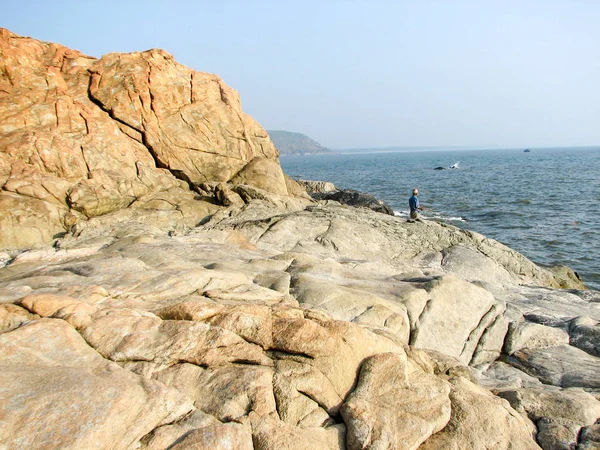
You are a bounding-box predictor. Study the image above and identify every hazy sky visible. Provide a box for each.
[4,0,600,149]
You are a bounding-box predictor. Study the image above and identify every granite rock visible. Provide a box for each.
[0,28,287,249]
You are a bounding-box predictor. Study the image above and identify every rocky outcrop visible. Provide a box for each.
[312,188,395,215]
[298,180,395,215]
[297,179,337,194]
[0,28,291,250]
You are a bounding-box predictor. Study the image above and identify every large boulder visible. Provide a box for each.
[0,28,285,249]
[229,157,289,196]
[88,48,279,185]
[419,377,540,450]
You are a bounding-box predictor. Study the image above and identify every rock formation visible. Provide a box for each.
[0,28,288,250]
[1,29,599,450]
[302,182,396,216]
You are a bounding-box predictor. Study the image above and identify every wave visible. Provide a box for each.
[394,210,468,222]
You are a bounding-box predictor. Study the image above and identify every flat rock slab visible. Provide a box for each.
[411,275,504,365]
[503,321,570,355]
[504,285,600,325]
[341,352,451,450]
[498,387,600,425]
[0,319,193,450]
[419,377,541,450]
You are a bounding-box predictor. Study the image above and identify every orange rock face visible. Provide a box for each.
[0,28,282,249]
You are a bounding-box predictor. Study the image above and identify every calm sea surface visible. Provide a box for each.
[281,147,600,291]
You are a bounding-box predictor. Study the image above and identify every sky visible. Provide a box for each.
[3,0,600,149]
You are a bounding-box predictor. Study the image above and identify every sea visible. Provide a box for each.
[281,147,600,291]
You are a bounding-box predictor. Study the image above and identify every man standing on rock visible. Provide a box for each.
[409,188,424,221]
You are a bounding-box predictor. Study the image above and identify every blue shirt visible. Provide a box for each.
[409,195,419,211]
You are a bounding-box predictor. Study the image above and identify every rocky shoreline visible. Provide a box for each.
[1,29,599,449]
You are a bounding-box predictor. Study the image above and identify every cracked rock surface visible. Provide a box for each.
[1,198,598,449]
[0,28,288,249]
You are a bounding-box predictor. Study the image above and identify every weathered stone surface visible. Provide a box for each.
[271,314,405,407]
[284,175,312,199]
[498,387,600,425]
[504,321,570,355]
[0,28,289,249]
[214,182,245,206]
[74,308,272,367]
[499,388,600,450]
[153,362,276,421]
[141,410,222,450]
[311,188,395,215]
[18,293,82,317]
[0,303,38,332]
[0,192,69,249]
[249,412,345,450]
[476,361,544,391]
[506,285,599,325]
[569,315,600,357]
[419,377,541,450]
[229,157,289,196]
[298,179,337,194]
[0,319,193,449]
[411,275,505,365]
[167,423,254,450]
[273,358,340,426]
[535,417,580,450]
[290,272,411,343]
[579,423,600,450]
[508,344,600,389]
[89,49,279,182]
[548,264,587,290]
[158,301,274,348]
[0,204,597,449]
[205,202,578,289]
[341,352,451,450]
[441,244,517,286]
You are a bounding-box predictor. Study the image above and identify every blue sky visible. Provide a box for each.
[3,0,600,149]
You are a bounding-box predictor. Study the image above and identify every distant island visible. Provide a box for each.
[267,130,330,155]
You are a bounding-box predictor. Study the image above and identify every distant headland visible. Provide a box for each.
[267,130,330,155]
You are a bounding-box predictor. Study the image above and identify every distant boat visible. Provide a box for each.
[523,148,531,152]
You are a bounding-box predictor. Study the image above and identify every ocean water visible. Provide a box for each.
[281,147,600,291]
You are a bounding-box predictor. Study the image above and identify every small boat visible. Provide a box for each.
[523,148,531,152]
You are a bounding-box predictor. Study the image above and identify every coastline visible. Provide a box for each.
[281,148,600,291]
